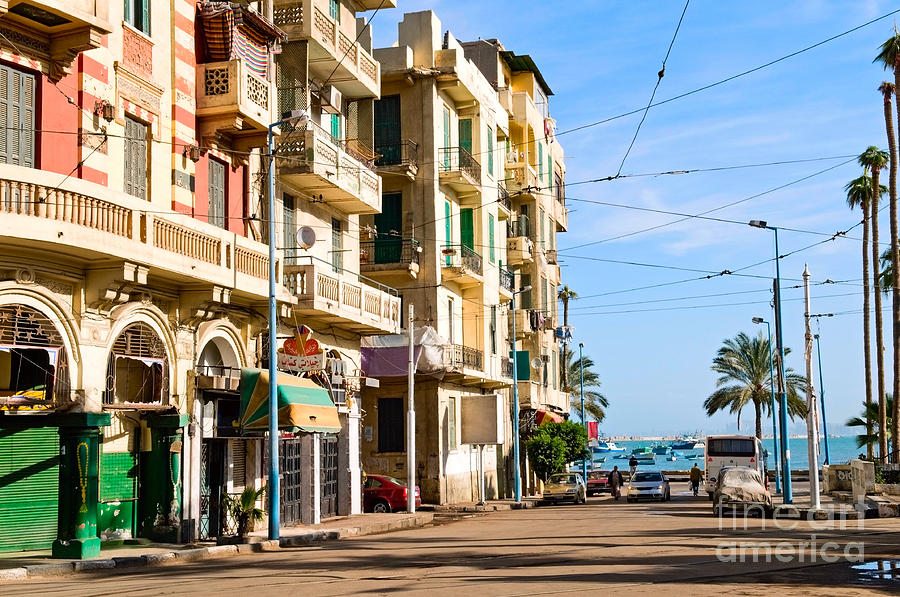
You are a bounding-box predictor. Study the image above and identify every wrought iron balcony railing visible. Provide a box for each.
[375,140,418,169]
[360,238,420,267]
[499,266,515,293]
[438,146,481,181]
[441,244,483,276]
[445,344,484,371]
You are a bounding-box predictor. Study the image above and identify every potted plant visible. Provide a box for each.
[223,486,266,540]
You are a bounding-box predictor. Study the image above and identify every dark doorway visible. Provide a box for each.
[199,439,227,540]
[321,435,338,519]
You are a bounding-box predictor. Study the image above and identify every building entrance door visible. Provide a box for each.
[321,435,338,519]
[280,438,303,526]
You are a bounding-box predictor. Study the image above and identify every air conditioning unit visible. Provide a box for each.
[540,354,550,363]
[320,86,343,115]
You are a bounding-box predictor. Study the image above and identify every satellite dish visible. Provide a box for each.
[296,226,316,249]
[530,357,542,370]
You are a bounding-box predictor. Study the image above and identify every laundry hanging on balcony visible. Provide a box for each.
[198,1,285,77]
[360,326,448,378]
[238,368,340,434]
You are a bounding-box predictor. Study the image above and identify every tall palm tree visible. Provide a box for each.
[847,394,893,455]
[704,331,807,440]
[874,31,900,461]
[860,145,890,459]
[557,285,578,388]
[846,173,875,457]
[561,351,607,422]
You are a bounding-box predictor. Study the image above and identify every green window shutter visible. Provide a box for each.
[442,107,451,168]
[0,65,35,167]
[513,350,530,381]
[487,126,494,177]
[460,208,474,250]
[374,192,403,263]
[541,276,547,310]
[330,113,341,139]
[283,194,296,262]
[539,208,545,246]
[329,0,340,22]
[490,306,497,354]
[458,118,472,153]
[374,95,401,163]
[547,159,553,195]
[141,0,150,34]
[538,143,543,181]
[488,213,495,262]
[444,201,452,265]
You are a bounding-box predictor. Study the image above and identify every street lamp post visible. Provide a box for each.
[266,111,308,540]
[749,220,792,504]
[511,284,532,503]
[810,312,834,465]
[752,317,781,494]
[579,342,586,482]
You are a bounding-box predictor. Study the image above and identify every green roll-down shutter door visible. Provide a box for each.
[0,427,60,551]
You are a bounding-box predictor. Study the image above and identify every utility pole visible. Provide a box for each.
[407,303,416,513]
[803,265,821,509]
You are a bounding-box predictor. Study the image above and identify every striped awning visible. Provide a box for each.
[238,368,340,434]
[535,410,563,426]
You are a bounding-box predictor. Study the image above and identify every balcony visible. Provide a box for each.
[438,147,481,194]
[360,238,420,280]
[196,60,273,149]
[0,0,111,82]
[507,309,529,340]
[0,165,279,303]
[375,140,418,180]
[505,161,539,194]
[544,249,557,265]
[501,356,514,380]
[445,344,484,371]
[272,0,380,98]
[499,266,514,301]
[283,257,401,335]
[497,184,511,220]
[507,215,533,265]
[277,123,382,215]
[554,199,568,232]
[498,87,514,117]
[440,244,483,288]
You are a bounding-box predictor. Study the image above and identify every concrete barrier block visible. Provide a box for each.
[236,543,256,554]
[174,548,209,562]
[74,559,116,572]
[25,562,76,577]
[143,553,177,566]
[851,459,876,502]
[253,540,280,552]
[0,568,28,581]
[206,545,238,557]
[112,556,145,569]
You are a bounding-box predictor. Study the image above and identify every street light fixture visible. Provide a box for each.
[809,313,834,464]
[749,219,792,503]
[753,316,781,494]
[511,284,532,503]
[579,342,586,483]
[266,110,309,540]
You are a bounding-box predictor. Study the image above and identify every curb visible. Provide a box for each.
[3,513,434,583]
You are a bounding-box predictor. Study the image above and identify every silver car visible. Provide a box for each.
[626,471,671,502]
[543,473,587,504]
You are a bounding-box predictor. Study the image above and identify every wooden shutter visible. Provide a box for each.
[331,218,342,273]
[444,201,452,265]
[512,350,530,381]
[141,0,150,34]
[538,143,543,181]
[283,194,296,262]
[458,119,472,154]
[230,440,246,493]
[374,95,400,162]
[487,126,494,177]
[0,65,35,167]
[488,213,495,262]
[208,159,226,229]
[124,116,147,200]
[330,113,341,140]
[374,192,402,264]
[460,208,474,250]
[442,106,450,168]
[519,273,531,309]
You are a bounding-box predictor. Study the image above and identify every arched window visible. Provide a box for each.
[0,304,69,405]
[104,322,168,405]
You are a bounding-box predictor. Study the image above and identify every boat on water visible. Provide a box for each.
[665,455,678,461]
[652,445,670,455]
[593,441,626,453]
[686,454,703,460]
[631,447,655,462]
[672,437,705,450]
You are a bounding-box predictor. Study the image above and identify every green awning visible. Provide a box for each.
[238,368,340,434]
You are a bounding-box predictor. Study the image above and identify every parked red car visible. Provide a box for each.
[363,474,422,513]
[587,470,611,496]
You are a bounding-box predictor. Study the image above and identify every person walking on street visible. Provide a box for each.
[607,466,624,501]
[629,455,639,477]
[689,463,702,496]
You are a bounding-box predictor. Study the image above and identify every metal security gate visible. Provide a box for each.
[0,427,59,551]
[321,436,338,519]
[199,440,227,540]
[280,438,302,526]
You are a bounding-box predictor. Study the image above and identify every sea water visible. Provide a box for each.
[588,437,861,472]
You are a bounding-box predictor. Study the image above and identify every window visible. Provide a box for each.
[541,276,548,311]
[329,0,341,23]
[374,192,402,263]
[488,214,495,262]
[448,298,455,344]
[519,273,532,309]
[331,218,343,273]
[538,143,543,181]
[460,208,474,250]
[377,397,404,452]
[124,0,150,35]
[554,171,564,203]
[448,397,457,450]
[330,113,341,140]
[442,106,451,168]
[283,194,296,263]
[0,65,35,167]
[490,306,497,354]
[487,125,494,177]
[124,115,148,200]
[444,200,452,265]
[374,95,401,164]
[539,207,545,247]
[208,158,226,229]
[458,118,472,154]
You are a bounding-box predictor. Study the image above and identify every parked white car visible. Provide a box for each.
[626,471,671,502]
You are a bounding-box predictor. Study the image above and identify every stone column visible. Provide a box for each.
[52,413,111,559]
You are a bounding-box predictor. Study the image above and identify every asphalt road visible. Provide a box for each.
[13,487,900,596]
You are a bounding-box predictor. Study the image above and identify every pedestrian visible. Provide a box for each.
[689,463,702,496]
[629,455,638,477]
[607,466,624,500]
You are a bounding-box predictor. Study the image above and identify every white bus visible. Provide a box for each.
[704,434,766,499]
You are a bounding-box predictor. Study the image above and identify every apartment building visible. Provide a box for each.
[0,0,395,556]
[359,11,517,505]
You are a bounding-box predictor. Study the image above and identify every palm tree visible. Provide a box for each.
[874,30,900,461]
[860,145,890,459]
[557,286,578,388]
[223,485,266,539]
[704,331,807,440]
[847,394,894,455]
[846,173,875,457]
[561,350,608,422]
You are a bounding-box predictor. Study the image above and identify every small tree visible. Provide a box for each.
[223,486,266,539]
[525,430,567,482]
[543,420,589,463]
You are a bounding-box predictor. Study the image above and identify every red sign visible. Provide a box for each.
[588,421,599,440]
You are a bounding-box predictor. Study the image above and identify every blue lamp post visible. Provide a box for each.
[749,220,792,504]
[579,342,586,482]
[266,110,308,540]
[753,317,781,494]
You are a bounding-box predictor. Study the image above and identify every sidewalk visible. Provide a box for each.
[0,511,433,583]
[426,498,540,514]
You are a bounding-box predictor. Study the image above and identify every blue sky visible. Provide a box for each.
[371,1,898,436]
